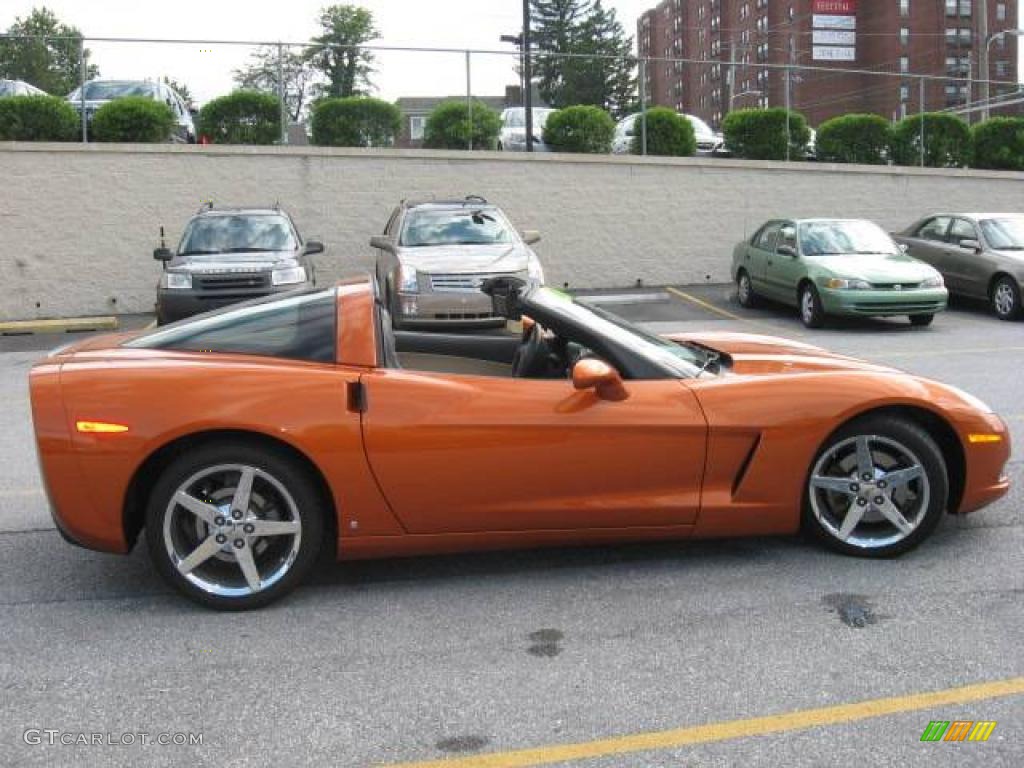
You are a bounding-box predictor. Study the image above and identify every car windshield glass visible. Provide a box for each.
[799,221,898,257]
[401,209,513,246]
[687,115,713,135]
[0,81,16,97]
[179,215,296,255]
[531,288,705,377]
[980,218,1024,250]
[77,82,158,100]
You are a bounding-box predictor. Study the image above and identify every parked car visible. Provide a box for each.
[732,218,948,328]
[66,79,196,143]
[893,213,1024,321]
[370,196,544,329]
[612,112,725,155]
[498,107,557,152]
[153,205,322,325]
[29,275,1010,608]
[0,79,47,97]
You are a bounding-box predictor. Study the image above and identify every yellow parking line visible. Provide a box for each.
[665,286,749,323]
[381,677,1024,768]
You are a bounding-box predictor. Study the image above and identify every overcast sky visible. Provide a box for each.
[2,0,1021,105]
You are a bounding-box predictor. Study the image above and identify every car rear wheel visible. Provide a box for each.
[909,313,934,327]
[145,442,325,610]
[736,270,758,308]
[799,284,825,328]
[803,416,947,558]
[991,276,1021,321]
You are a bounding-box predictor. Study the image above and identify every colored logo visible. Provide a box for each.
[920,721,997,742]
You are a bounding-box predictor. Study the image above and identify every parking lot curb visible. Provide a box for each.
[0,316,119,336]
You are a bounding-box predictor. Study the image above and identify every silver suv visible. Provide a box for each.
[67,79,196,143]
[370,196,545,329]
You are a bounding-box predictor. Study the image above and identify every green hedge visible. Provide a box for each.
[310,97,401,147]
[891,112,970,168]
[0,95,79,141]
[629,107,696,156]
[198,91,281,145]
[815,114,892,165]
[721,108,810,160]
[422,99,502,150]
[543,105,615,153]
[971,117,1024,171]
[91,97,175,143]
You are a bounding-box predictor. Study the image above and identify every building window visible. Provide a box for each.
[900,27,909,45]
[409,115,425,141]
[900,84,910,101]
[945,0,956,15]
[997,3,1006,21]
[996,60,1008,77]
[900,56,910,73]
[900,0,910,18]
[959,0,971,16]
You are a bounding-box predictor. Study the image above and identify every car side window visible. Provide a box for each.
[916,216,952,242]
[778,223,797,252]
[948,218,978,247]
[754,223,781,251]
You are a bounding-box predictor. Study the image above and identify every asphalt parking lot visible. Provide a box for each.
[1,285,1021,767]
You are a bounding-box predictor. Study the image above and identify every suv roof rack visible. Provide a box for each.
[403,195,491,209]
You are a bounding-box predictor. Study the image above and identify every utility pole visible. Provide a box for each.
[727,38,736,114]
[522,0,533,152]
[977,0,990,120]
[785,35,794,161]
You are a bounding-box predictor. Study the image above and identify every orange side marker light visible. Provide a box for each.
[76,420,129,434]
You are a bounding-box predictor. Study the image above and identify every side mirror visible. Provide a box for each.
[521,229,541,245]
[959,238,981,253]
[572,358,629,402]
[153,247,173,262]
[370,235,397,253]
[898,243,909,254]
[304,240,324,255]
[777,244,798,258]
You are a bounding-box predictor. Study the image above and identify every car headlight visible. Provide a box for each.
[398,264,419,293]
[527,257,545,284]
[824,278,872,290]
[920,274,944,288]
[162,272,192,290]
[271,266,306,286]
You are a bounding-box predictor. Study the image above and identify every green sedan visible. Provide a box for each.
[731,218,948,328]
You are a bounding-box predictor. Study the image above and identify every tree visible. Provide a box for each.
[162,76,194,108]
[234,47,319,123]
[530,0,635,117]
[423,100,502,150]
[304,5,378,99]
[0,7,98,95]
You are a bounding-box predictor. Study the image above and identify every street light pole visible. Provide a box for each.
[982,29,1024,120]
[522,0,533,152]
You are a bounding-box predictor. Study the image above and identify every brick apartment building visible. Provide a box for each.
[637,0,1020,128]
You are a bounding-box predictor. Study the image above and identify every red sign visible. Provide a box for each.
[813,0,856,13]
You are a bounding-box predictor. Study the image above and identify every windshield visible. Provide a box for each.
[0,81,17,97]
[799,220,898,257]
[532,288,705,377]
[979,218,1024,250]
[178,215,297,255]
[400,208,513,247]
[686,115,713,135]
[70,81,158,101]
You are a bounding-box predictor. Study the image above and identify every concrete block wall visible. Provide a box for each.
[1,142,1021,320]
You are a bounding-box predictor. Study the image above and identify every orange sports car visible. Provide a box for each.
[30,276,1010,609]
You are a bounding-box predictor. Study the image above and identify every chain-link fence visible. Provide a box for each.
[1,33,1022,166]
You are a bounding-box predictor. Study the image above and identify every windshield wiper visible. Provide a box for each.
[225,247,280,253]
[695,350,721,379]
[178,249,218,255]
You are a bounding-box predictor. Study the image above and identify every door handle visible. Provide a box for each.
[347,381,366,413]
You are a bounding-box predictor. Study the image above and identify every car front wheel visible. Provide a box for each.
[991,276,1022,321]
[736,270,758,308]
[145,442,325,610]
[803,416,947,558]
[799,284,825,328]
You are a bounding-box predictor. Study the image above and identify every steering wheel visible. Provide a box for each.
[511,323,549,378]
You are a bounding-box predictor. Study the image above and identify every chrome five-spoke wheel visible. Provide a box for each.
[146,443,325,609]
[804,417,947,557]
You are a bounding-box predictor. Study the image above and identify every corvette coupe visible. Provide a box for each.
[30,276,1010,609]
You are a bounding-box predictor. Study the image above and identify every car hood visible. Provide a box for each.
[665,331,898,376]
[805,252,940,283]
[169,250,298,272]
[397,243,530,274]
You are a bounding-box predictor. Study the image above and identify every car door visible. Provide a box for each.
[744,221,780,295]
[360,369,707,534]
[764,221,803,305]
[901,216,953,275]
[943,218,987,298]
[375,207,402,291]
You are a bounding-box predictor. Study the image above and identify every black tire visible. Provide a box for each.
[909,313,934,327]
[991,276,1022,321]
[145,441,326,610]
[799,283,826,328]
[736,269,758,308]
[802,416,948,559]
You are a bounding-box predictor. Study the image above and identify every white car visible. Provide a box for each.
[67,79,196,143]
[612,112,725,155]
[498,107,557,152]
[0,79,47,97]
